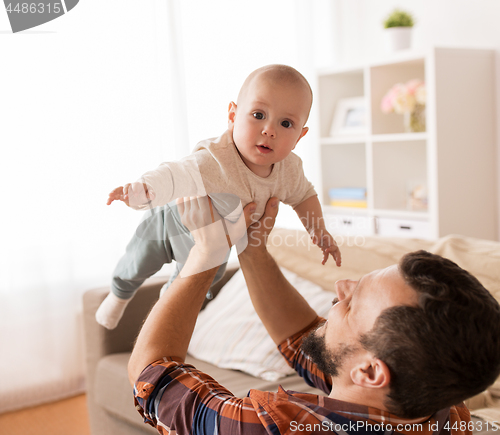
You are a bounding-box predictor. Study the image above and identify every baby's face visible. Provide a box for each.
[228,76,311,178]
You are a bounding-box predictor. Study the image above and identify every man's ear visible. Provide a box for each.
[228,102,237,129]
[350,357,391,389]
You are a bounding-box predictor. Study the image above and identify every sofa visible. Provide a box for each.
[83,228,500,435]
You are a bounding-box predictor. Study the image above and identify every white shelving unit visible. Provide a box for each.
[317,47,497,240]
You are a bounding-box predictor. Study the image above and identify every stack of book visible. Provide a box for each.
[329,187,367,208]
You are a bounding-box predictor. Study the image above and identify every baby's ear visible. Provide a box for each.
[293,126,309,148]
[299,126,309,139]
[228,102,237,126]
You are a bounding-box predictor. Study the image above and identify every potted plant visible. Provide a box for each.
[383,9,415,51]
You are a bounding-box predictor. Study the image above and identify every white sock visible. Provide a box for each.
[95,293,130,330]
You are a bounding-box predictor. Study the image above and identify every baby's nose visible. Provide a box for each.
[262,124,276,138]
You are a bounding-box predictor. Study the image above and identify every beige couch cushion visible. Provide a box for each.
[95,353,157,433]
[268,228,499,296]
[267,228,434,292]
[429,234,500,298]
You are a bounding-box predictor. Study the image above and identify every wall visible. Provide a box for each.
[1,0,497,237]
[327,0,500,239]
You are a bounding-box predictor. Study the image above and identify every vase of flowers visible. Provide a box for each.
[381,79,426,133]
[383,9,415,52]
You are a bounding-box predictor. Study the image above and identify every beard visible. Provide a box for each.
[301,326,356,378]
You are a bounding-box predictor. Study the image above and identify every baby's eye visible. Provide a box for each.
[331,297,339,306]
[253,112,264,120]
[281,120,292,128]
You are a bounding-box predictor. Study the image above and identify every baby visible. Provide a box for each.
[97,64,341,329]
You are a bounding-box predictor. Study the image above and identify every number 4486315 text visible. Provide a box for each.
[5,3,62,14]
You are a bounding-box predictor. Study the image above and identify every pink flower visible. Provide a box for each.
[381,94,393,113]
[406,79,424,95]
[380,80,426,114]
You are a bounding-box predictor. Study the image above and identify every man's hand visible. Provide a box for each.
[244,197,280,253]
[107,182,154,207]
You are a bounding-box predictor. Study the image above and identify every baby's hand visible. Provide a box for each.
[310,228,342,267]
[106,182,154,207]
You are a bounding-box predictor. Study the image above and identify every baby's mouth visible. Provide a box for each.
[257,144,272,154]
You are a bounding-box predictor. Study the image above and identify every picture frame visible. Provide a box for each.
[329,97,367,137]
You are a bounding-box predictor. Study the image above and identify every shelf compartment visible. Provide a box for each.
[370,58,426,135]
[320,143,367,205]
[318,70,364,138]
[372,140,427,212]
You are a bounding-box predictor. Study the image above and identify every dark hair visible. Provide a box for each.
[359,250,500,418]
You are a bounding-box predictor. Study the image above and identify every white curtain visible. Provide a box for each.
[0,0,184,413]
[0,0,336,413]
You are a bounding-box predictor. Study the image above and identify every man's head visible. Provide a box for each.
[228,65,312,177]
[302,250,500,418]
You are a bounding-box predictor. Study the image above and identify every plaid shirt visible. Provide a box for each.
[134,317,471,435]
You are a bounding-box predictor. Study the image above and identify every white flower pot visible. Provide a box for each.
[384,27,412,52]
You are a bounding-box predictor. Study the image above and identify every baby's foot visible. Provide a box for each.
[95,293,130,329]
